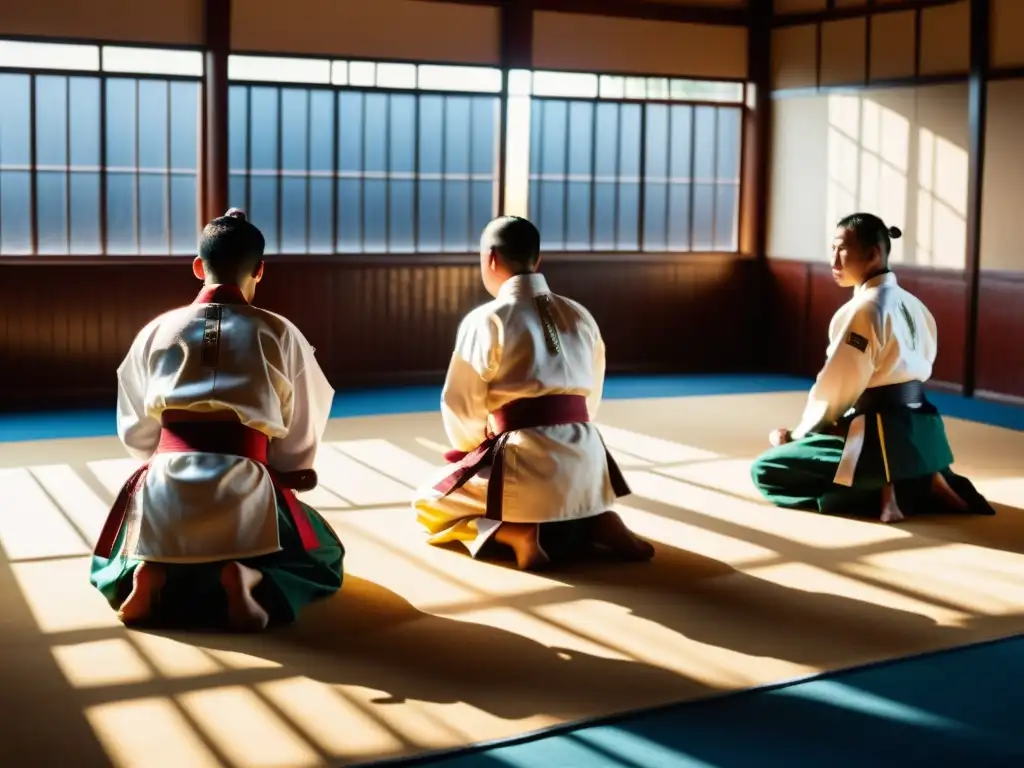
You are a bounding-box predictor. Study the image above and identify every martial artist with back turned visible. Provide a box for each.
[751,213,995,522]
[412,215,655,570]
[91,209,344,631]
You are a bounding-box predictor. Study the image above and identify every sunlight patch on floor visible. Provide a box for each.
[0,468,92,560]
[10,556,120,633]
[624,469,915,550]
[177,685,324,767]
[85,697,226,768]
[51,638,154,688]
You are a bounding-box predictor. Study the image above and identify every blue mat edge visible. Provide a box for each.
[360,630,1024,768]
[2,374,1022,443]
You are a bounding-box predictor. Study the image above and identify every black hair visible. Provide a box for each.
[836,212,902,264]
[198,208,266,284]
[483,215,541,272]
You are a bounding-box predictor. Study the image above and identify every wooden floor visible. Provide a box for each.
[1,391,1023,767]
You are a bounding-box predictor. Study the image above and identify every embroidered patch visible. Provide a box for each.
[899,301,918,350]
[845,331,869,353]
[200,305,222,367]
[533,295,562,356]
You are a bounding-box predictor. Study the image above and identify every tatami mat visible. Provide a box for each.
[1,389,1023,767]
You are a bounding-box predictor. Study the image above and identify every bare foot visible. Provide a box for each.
[588,512,655,561]
[880,483,905,523]
[930,472,970,513]
[495,522,551,571]
[117,562,167,625]
[220,562,270,632]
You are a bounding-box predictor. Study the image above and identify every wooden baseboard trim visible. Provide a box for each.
[926,380,964,395]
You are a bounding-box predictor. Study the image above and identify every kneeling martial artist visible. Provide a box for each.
[751,213,995,522]
[412,216,654,570]
[91,210,344,631]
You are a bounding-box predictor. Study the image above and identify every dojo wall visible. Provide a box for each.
[0,0,756,407]
[765,0,1024,403]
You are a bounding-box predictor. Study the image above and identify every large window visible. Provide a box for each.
[2,42,747,258]
[0,41,202,256]
[516,71,744,252]
[228,56,502,254]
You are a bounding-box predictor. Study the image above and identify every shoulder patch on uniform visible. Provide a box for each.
[845,331,869,353]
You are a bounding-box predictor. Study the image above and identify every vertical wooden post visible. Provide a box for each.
[740,0,772,260]
[740,0,773,370]
[203,0,231,222]
[497,1,533,216]
[963,0,989,397]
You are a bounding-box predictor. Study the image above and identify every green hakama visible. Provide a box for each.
[90,489,344,629]
[751,400,994,517]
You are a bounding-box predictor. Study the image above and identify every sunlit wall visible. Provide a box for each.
[766,1,972,271]
[768,86,969,270]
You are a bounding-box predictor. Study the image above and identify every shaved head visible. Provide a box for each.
[481,215,541,273]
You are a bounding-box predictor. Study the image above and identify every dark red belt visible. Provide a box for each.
[433,394,630,520]
[93,412,321,558]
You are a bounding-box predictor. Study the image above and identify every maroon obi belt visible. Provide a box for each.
[92,410,321,558]
[432,394,630,521]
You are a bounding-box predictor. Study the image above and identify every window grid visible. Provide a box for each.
[227,56,504,93]
[228,82,500,255]
[527,96,742,253]
[1,41,748,259]
[0,70,201,256]
[512,68,745,104]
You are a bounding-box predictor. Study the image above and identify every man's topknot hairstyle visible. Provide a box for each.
[483,215,542,272]
[198,208,266,284]
[836,212,902,264]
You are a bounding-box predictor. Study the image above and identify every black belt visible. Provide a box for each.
[853,380,925,413]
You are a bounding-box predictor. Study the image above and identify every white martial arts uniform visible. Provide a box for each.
[115,288,335,563]
[793,271,938,439]
[792,271,939,486]
[413,273,618,555]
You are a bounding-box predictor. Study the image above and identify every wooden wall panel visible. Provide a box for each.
[767,258,970,392]
[646,0,747,6]
[231,0,500,64]
[991,0,1024,68]
[819,18,866,87]
[869,10,916,82]
[774,0,826,13]
[772,24,819,90]
[975,272,1024,402]
[0,0,204,46]
[919,1,970,76]
[648,0,747,6]
[0,257,758,408]
[5,261,1020,406]
[531,12,747,78]
[766,258,815,374]
[898,267,967,385]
